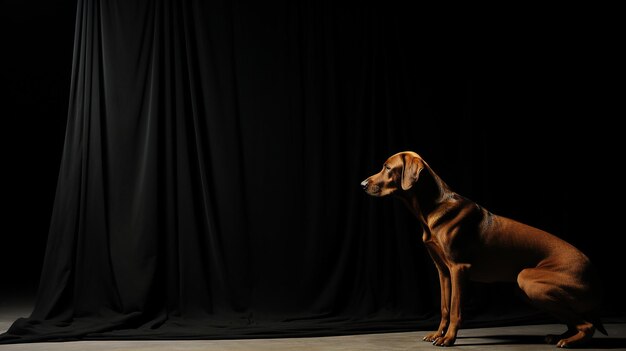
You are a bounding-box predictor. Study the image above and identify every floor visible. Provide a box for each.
[1,305,625,350]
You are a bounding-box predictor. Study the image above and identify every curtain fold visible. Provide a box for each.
[1,0,547,344]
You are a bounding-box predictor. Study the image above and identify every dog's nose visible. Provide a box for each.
[361,179,368,190]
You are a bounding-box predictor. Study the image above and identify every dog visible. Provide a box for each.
[361,151,606,347]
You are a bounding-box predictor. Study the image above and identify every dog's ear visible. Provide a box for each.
[401,154,425,191]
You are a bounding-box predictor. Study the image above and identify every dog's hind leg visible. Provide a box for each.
[517,268,596,348]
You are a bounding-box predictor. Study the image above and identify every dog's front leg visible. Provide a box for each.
[433,263,470,347]
[423,267,450,342]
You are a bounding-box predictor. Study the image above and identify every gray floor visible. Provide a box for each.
[1,305,625,350]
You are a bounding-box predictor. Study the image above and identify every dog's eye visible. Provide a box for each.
[384,165,391,171]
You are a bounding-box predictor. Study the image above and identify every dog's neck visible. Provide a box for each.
[398,166,452,241]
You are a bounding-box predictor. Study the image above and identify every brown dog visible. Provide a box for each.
[361,151,606,347]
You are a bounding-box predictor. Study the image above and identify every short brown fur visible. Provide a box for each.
[361,151,605,347]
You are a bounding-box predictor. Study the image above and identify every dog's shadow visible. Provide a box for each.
[457,334,626,349]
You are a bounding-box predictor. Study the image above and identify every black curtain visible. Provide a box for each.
[2,0,623,344]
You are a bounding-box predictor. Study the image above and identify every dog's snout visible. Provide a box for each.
[361,179,369,190]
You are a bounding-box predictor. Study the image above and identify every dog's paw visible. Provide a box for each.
[432,335,456,347]
[546,329,590,348]
[423,331,444,342]
[556,339,570,348]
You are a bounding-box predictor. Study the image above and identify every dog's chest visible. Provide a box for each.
[423,236,462,266]
[423,223,481,265]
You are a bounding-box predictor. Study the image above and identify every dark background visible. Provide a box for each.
[1,0,76,301]
[1,0,623,322]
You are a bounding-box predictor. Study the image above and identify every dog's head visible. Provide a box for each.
[361,151,425,197]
